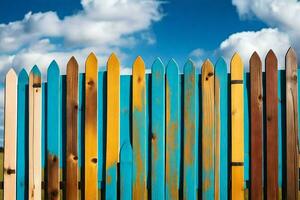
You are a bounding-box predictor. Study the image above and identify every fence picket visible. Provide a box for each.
[249,52,263,200]
[66,57,79,199]
[132,56,147,199]
[28,66,42,200]
[285,47,298,199]
[4,69,18,200]
[266,50,278,199]
[47,61,61,200]
[151,58,165,200]
[165,59,180,200]
[120,142,132,200]
[17,69,29,199]
[201,60,215,199]
[183,60,197,200]
[106,53,120,199]
[85,53,98,199]
[230,53,244,199]
[214,58,228,199]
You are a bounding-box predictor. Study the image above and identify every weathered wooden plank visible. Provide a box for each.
[85,53,98,199]
[120,142,132,200]
[230,53,244,199]
[28,66,42,200]
[285,47,298,199]
[201,60,215,199]
[132,56,147,199]
[106,53,120,199]
[166,59,180,200]
[151,58,165,200]
[66,57,79,200]
[47,61,61,200]
[17,69,29,199]
[183,60,197,200]
[4,69,17,200]
[249,52,263,200]
[215,58,228,200]
[265,50,278,199]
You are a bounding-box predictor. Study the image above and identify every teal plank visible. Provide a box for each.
[183,60,197,200]
[47,60,61,163]
[244,73,250,189]
[151,58,165,199]
[120,142,133,200]
[17,69,29,199]
[214,58,228,199]
[120,75,131,149]
[165,59,180,200]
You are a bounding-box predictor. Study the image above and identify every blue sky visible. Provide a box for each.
[0,0,300,143]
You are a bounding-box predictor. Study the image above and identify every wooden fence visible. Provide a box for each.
[3,48,299,199]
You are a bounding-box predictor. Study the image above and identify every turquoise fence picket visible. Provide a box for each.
[214,58,228,199]
[17,69,29,199]
[244,72,250,191]
[151,58,165,200]
[183,60,197,200]
[120,142,132,200]
[165,59,180,200]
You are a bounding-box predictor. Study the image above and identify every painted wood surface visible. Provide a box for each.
[66,57,79,200]
[85,53,98,199]
[214,75,220,200]
[166,59,180,200]
[249,52,263,200]
[17,69,29,199]
[285,48,298,199]
[4,69,17,200]
[201,60,215,199]
[106,53,120,199]
[230,53,244,200]
[265,50,278,199]
[28,66,42,200]
[47,61,61,200]
[132,56,147,199]
[183,60,197,200]
[151,58,165,200]
[120,142,132,200]
[214,58,228,200]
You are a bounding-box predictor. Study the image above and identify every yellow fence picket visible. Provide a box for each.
[85,53,98,199]
[4,69,18,200]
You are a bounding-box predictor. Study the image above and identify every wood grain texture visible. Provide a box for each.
[47,61,60,200]
[285,48,298,199]
[201,60,215,199]
[249,52,263,200]
[165,59,180,200]
[66,57,79,200]
[106,53,120,199]
[183,60,197,200]
[29,66,42,200]
[230,53,244,200]
[85,53,98,199]
[151,58,165,200]
[265,50,278,200]
[215,58,228,200]
[132,56,147,199]
[4,69,18,200]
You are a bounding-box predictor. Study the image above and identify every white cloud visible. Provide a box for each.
[218,28,291,70]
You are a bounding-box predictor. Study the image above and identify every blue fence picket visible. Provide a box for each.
[214,58,228,199]
[17,69,29,199]
[165,59,180,200]
[244,72,250,191]
[120,142,133,200]
[183,60,197,200]
[151,58,165,200]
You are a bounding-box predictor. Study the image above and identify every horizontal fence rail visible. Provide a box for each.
[3,48,300,199]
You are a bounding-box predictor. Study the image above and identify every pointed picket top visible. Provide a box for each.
[266,49,278,70]
[67,56,79,72]
[30,65,41,76]
[230,53,243,80]
[133,56,145,74]
[6,68,17,79]
[215,57,227,75]
[18,69,29,82]
[286,47,297,65]
[47,60,60,76]
[86,52,98,72]
[201,59,214,74]
[250,51,260,61]
[266,49,276,60]
[166,58,179,72]
[29,65,41,84]
[184,59,195,74]
[250,52,262,71]
[107,53,120,70]
[120,142,133,163]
